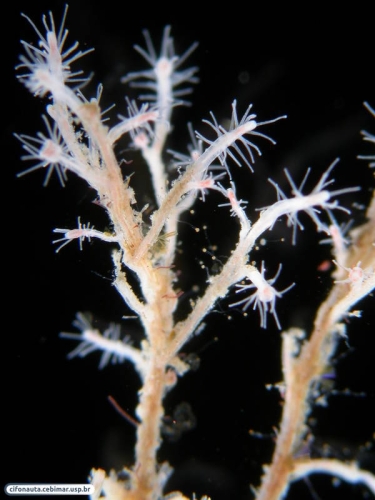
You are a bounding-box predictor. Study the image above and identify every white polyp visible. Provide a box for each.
[247,267,272,297]
[40,139,64,163]
[333,260,373,287]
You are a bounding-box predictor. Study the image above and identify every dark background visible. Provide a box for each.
[4,2,375,499]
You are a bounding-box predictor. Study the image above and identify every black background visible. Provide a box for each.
[4,2,375,499]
